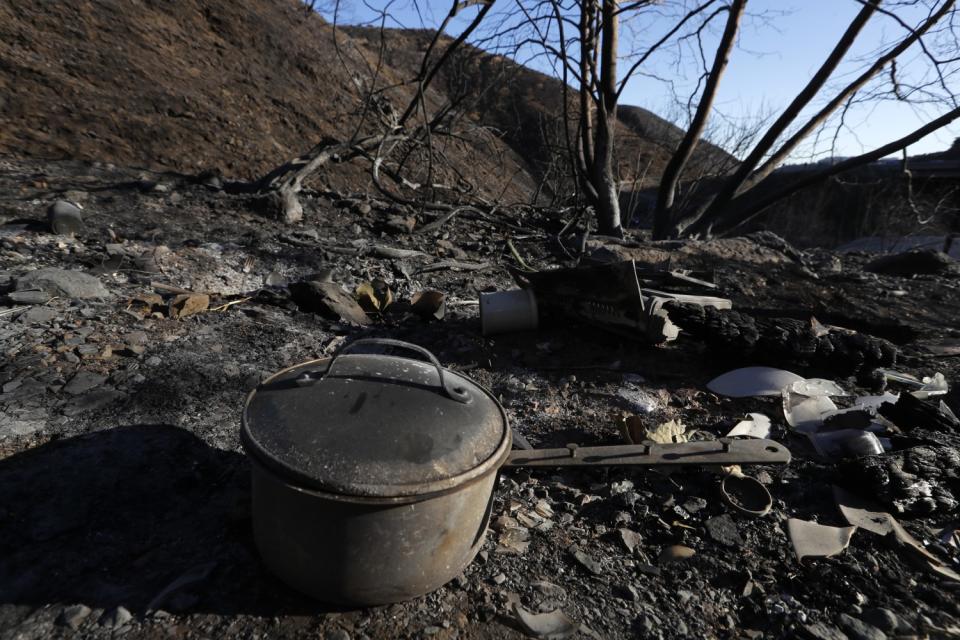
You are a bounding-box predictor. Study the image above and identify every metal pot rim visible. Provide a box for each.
[241,356,512,500]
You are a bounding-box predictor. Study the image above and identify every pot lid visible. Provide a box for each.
[241,339,510,498]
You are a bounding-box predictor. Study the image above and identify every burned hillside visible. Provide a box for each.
[2,1,960,639]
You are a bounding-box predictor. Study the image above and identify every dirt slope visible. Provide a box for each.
[0,0,733,201]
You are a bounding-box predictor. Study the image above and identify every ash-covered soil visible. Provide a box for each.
[1,156,959,639]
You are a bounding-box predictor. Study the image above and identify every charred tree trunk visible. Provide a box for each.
[592,0,622,237]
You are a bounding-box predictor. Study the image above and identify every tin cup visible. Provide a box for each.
[480,289,538,336]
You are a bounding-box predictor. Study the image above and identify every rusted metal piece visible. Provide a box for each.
[504,438,791,468]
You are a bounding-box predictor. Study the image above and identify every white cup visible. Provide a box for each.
[480,289,538,336]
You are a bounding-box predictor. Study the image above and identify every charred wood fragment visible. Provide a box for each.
[663,301,897,375]
[878,392,959,434]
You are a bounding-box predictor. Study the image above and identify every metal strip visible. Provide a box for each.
[504,438,791,468]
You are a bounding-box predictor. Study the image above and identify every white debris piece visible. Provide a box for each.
[914,372,948,399]
[789,378,849,397]
[707,367,804,398]
[726,413,772,439]
[782,389,837,432]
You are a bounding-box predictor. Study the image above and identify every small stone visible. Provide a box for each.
[800,623,850,640]
[64,371,107,395]
[385,215,415,233]
[682,497,708,514]
[531,580,566,598]
[145,356,162,367]
[860,609,898,634]
[8,290,52,305]
[56,604,91,630]
[615,584,640,602]
[119,344,146,356]
[63,389,125,416]
[16,268,109,299]
[572,549,602,575]
[19,306,58,324]
[658,545,696,563]
[48,200,85,236]
[837,613,887,640]
[492,573,507,585]
[2,379,23,393]
[126,331,149,344]
[99,605,133,629]
[610,480,634,495]
[705,514,744,547]
[618,528,642,553]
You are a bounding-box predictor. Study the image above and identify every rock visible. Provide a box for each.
[18,306,58,324]
[571,549,602,575]
[837,613,887,640]
[860,609,898,634]
[168,293,209,319]
[617,528,642,554]
[658,545,696,563]
[705,514,743,547]
[63,389,125,415]
[531,580,566,599]
[289,280,370,325]
[800,622,849,640]
[16,268,109,299]
[7,290,52,305]
[325,628,351,640]
[385,214,415,233]
[64,371,108,395]
[56,604,91,630]
[99,606,133,629]
[62,190,89,203]
[47,200,85,236]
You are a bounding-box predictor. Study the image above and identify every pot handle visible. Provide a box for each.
[322,338,472,404]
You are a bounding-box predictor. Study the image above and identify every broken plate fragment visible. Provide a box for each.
[707,367,804,398]
[782,389,837,432]
[726,413,772,439]
[833,486,960,582]
[786,518,856,561]
[789,378,848,397]
[854,392,900,410]
[512,604,579,639]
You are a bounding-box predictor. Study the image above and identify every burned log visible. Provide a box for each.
[663,302,897,375]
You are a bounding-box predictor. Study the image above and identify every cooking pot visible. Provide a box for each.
[241,338,511,606]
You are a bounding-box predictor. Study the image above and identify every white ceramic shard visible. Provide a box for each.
[786,518,856,561]
[726,413,772,439]
[789,378,849,397]
[854,392,900,410]
[913,372,948,399]
[707,367,804,398]
[783,389,837,432]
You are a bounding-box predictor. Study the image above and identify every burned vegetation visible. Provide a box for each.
[1,0,960,639]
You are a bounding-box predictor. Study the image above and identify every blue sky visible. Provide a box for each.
[325,1,959,160]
